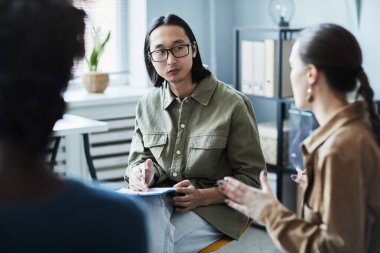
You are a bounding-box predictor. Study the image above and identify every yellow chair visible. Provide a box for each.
[198,218,253,253]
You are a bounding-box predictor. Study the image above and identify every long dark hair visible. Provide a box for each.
[144,14,211,87]
[298,23,380,145]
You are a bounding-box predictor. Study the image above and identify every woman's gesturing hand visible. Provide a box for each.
[291,168,308,190]
[218,171,278,221]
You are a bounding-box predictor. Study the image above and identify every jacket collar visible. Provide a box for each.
[190,74,218,106]
[161,74,218,110]
[162,81,176,110]
[301,101,368,156]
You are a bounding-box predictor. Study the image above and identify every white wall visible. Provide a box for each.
[359,0,380,99]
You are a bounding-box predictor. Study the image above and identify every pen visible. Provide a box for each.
[141,161,148,191]
[142,161,146,178]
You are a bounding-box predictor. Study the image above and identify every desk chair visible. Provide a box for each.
[81,115,136,184]
[198,218,253,253]
[49,134,98,180]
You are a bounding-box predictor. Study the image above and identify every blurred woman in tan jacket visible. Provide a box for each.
[219,23,380,253]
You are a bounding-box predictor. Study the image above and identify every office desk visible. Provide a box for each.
[51,114,109,180]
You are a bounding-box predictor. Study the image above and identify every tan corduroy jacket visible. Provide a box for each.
[125,74,265,239]
[259,101,380,253]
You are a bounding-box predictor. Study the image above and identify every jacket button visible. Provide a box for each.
[173,172,178,177]
[176,150,181,155]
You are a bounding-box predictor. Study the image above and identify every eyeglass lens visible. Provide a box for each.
[150,44,191,62]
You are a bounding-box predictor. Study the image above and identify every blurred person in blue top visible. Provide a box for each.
[0,0,148,252]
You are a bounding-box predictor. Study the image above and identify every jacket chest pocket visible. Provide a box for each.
[186,135,227,177]
[143,134,167,164]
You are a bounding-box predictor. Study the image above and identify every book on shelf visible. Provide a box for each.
[241,40,253,94]
[252,41,265,95]
[240,39,294,98]
[241,40,254,94]
[241,40,265,95]
[264,39,294,98]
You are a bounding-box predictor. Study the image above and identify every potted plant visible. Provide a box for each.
[82,26,111,93]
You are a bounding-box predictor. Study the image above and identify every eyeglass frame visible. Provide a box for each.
[149,42,193,62]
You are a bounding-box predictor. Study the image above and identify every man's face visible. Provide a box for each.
[149,25,197,86]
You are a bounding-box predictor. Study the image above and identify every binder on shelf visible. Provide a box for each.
[241,40,254,94]
[264,39,294,98]
[241,40,265,95]
[252,41,265,95]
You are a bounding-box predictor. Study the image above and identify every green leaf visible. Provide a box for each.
[86,25,111,72]
[101,32,111,49]
[89,48,99,71]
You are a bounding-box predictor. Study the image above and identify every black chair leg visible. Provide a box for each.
[83,134,98,181]
[49,137,61,172]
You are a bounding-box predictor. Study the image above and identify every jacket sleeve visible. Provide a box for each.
[259,153,364,253]
[227,96,266,189]
[124,102,168,184]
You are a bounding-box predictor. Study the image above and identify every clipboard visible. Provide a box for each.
[116,187,175,196]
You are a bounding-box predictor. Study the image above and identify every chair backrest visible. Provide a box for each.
[198,218,253,253]
[84,115,136,182]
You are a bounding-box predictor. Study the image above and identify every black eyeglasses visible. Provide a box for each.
[149,43,192,62]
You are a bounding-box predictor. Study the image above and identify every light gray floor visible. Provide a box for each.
[217,226,282,253]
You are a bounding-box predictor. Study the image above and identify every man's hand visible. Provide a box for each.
[173,180,206,212]
[128,159,155,192]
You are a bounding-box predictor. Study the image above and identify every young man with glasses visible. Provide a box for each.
[125,14,265,253]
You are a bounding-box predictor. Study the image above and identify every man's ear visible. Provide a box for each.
[192,41,197,58]
[306,64,319,85]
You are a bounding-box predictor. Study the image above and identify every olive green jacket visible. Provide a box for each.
[125,74,265,239]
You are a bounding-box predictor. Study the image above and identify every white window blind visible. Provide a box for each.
[72,0,129,78]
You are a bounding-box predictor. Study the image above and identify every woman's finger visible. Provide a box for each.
[222,185,245,204]
[222,179,258,204]
[259,170,273,195]
[296,167,306,175]
[225,199,249,217]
